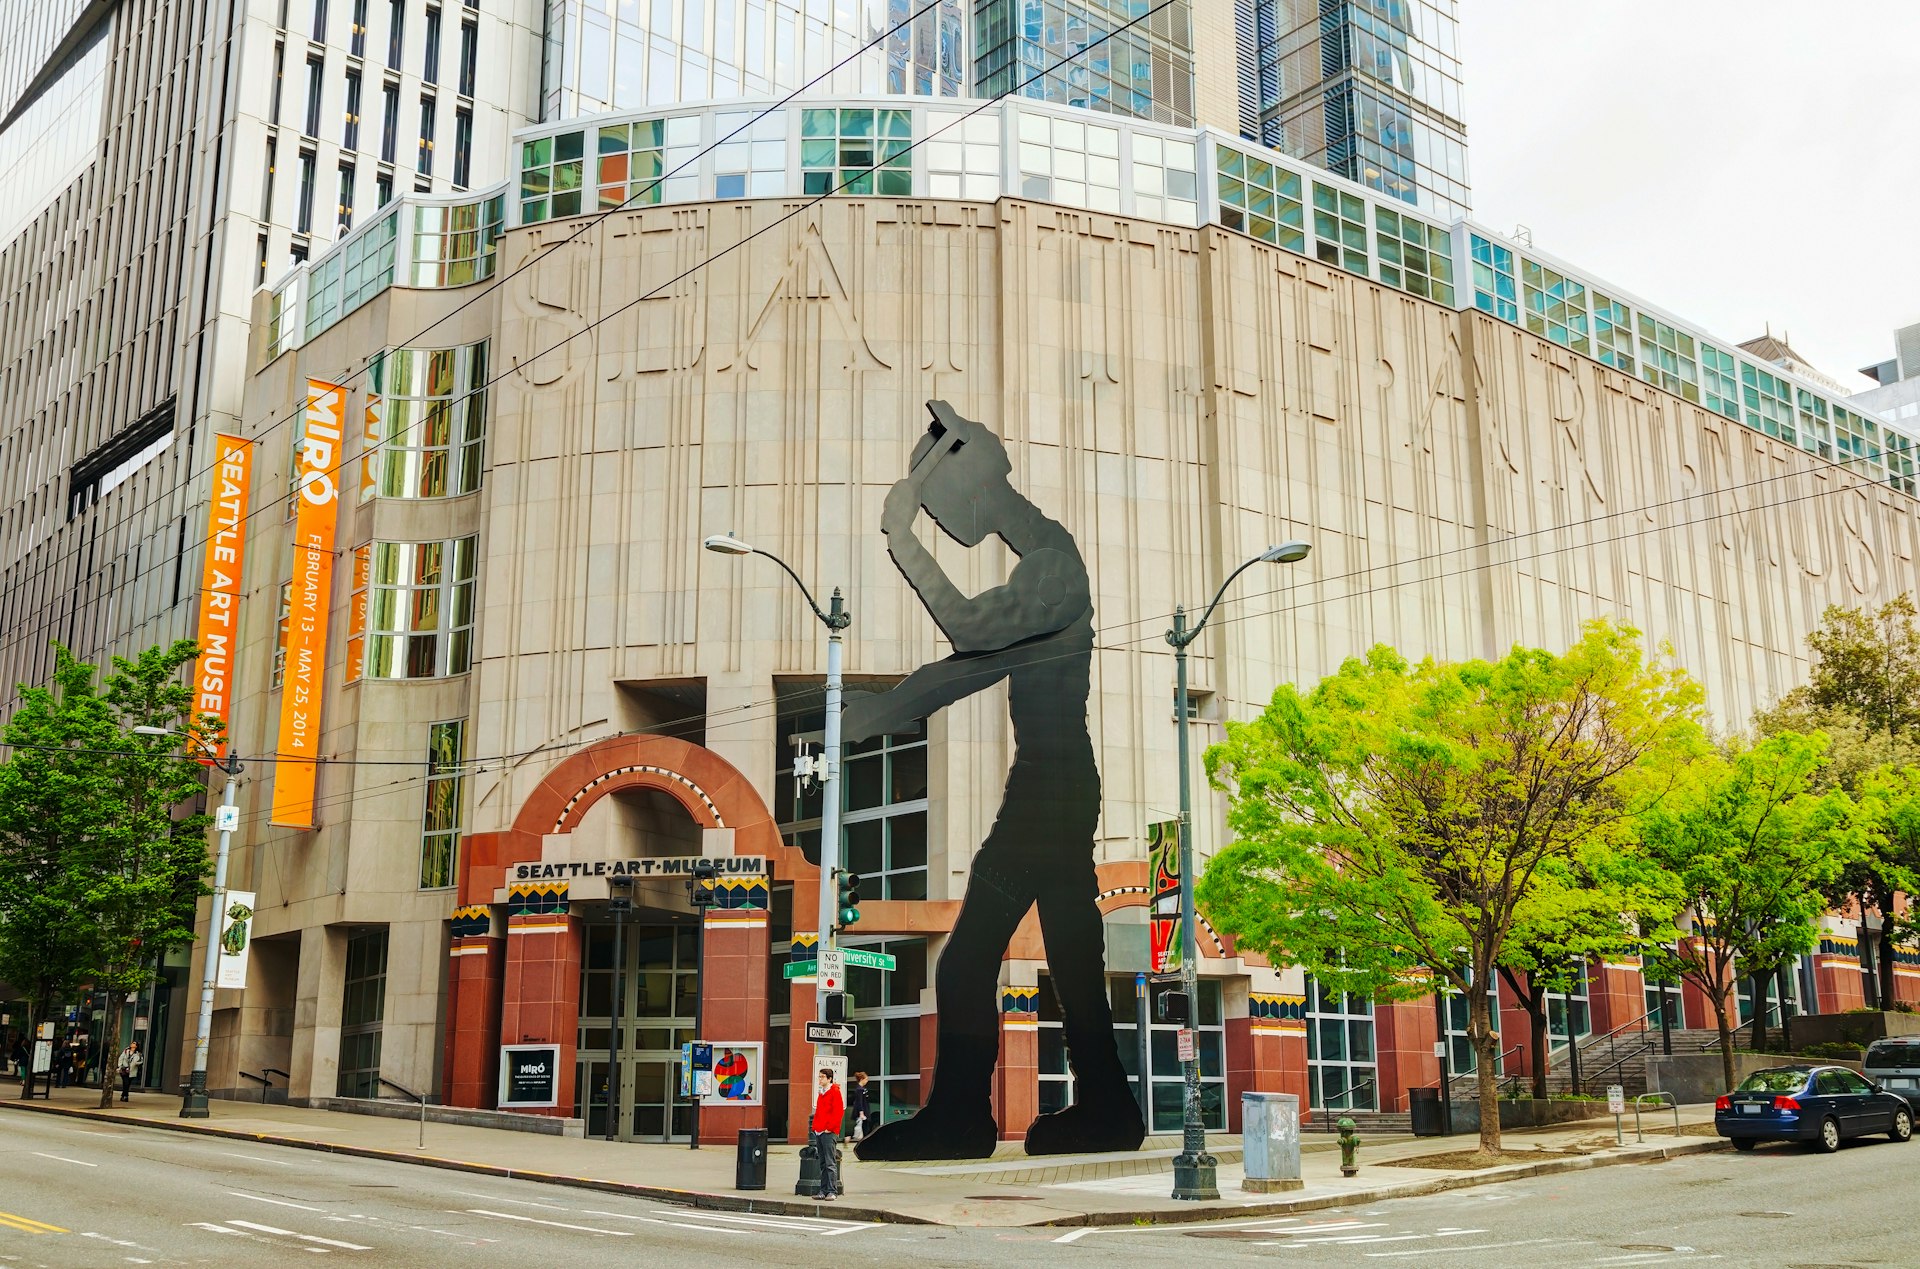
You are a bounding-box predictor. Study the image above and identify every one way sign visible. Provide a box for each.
[806,1021,857,1046]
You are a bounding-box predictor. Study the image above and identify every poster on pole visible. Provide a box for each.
[192,434,253,762]
[215,891,256,989]
[1147,820,1183,977]
[271,380,346,826]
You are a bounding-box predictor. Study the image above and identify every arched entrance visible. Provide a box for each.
[441,734,811,1143]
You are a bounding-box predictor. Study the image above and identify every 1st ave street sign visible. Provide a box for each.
[806,1022,857,1046]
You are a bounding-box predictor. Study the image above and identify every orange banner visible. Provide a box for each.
[271,380,347,827]
[192,434,254,760]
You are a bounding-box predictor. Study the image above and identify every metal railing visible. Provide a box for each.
[1310,1077,1377,1129]
[377,1075,430,1149]
[1434,1045,1523,1100]
[1631,1091,1682,1141]
[1574,1037,1654,1096]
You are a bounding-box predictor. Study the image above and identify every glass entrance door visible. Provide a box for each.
[577,921,697,1141]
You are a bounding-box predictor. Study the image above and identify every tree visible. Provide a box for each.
[0,641,214,1106]
[1199,622,1703,1156]
[1849,765,1920,1007]
[1756,596,1920,1007]
[1637,733,1852,1091]
[1495,854,1678,1099]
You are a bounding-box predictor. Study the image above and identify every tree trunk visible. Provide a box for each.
[1748,974,1770,1053]
[96,988,122,1110]
[1469,986,1502,1156]
[1877,901,1899,1012]
[1528,1005,1549,1100]
[1712,994,1736,1094]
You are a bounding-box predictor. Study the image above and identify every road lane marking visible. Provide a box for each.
[230,1192,326,1211]
[221,1152,296,1166]
[1367,1237,1571,1257]
[592,1208,876,1235]
[226,1220,373,1250]
[31,1152,97,1168]
[447,1190,571,1211]
[459,1209,634,1236]
[0,1210,68,1234]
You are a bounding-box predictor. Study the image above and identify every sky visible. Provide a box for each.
[1460,0,1920,392]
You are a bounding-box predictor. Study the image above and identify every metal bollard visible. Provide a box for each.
[1338,1116,1361,1178]
[794,1142,823,1198]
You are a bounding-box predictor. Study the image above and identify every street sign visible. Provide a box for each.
[806,1021,857,1046]
[819,947,846,992]
[839,948,896,971]
[1177,1028,1197,1062]
[782,960,817,980]
[215,804,239,833]
[1606,1084,1626,1116]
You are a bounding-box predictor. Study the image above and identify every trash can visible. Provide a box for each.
[735,1128,768,1191]
[1408,1086,1446,1137]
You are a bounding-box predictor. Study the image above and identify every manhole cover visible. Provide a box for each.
[1739,1211,1794,1219]
[964,1195,1040,1201]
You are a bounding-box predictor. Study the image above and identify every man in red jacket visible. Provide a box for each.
[810,1068,845,1200]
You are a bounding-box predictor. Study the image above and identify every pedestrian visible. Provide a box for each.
[68,1033,88,1086]
[809,1068,844,1200]
[116,1041,142,1102]
[7,1033,23,1079]
[52,1038,70,1088]
[847,1071,874,1142]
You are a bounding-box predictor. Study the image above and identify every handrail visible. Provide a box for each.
[1574,1037,1655,1094]
[263,1067,290,1081]
[237,1070,271,1087]
[1312,1077,1376,1128]
[1435,1044,1524,1101]
[377,1076,429,1149]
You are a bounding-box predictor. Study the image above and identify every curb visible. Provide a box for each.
[0,1097,934,1227]
[1026,1137,1733,1227]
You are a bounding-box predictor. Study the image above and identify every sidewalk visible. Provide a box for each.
[0,1083,1727,1228]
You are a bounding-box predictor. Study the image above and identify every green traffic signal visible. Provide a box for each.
[837,870,863,928]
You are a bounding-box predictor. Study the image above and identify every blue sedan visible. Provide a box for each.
[1716,1064,1914,1153]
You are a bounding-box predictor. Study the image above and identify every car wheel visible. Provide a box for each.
[1732,1139,1756,1152]
[1892,1109,1913,1143]
[1815,1117,1842,1153]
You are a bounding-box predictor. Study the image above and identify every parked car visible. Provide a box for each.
[1715,1064,1913,1152]
[1863,1037,1920,1113]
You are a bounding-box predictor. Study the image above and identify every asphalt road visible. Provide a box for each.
[0,1110,1908,1267]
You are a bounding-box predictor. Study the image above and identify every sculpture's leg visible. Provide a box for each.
[1023,860,1147,1156]
[854,856,1028,1162]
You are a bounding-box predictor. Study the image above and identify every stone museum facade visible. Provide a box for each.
[203,94,1920,1143]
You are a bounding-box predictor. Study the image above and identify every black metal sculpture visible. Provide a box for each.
[844,401,1144,1161]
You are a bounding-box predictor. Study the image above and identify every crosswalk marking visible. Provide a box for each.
[31,1151,96,1167]
[460,1208,635,1236]
[225,1220,373,1250]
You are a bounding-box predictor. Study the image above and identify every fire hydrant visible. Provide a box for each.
[1338,1116,1360,1178]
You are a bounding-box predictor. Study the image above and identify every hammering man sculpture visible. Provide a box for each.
[844,401,1145,1160]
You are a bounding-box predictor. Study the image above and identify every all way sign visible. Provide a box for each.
[806,1022,857,1046]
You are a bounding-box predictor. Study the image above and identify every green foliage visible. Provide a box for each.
[1800,595,1920,739]
[1796,1041,1867,1060]
[1200,621,1703,1152]
[0,640,215,1100]
[1637,732,1853,1087]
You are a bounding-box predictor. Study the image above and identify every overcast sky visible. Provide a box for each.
[1461,0,1919,392]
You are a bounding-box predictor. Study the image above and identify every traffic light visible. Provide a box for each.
[687,857,718,909]
[836,870,862,929]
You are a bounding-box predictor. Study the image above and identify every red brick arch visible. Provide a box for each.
[458,734,809,906]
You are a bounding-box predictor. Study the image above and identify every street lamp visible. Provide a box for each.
[1165,540,1311,1201]
[131,723,244,1119]
[703,534,851,1065]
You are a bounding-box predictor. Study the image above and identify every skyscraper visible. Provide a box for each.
[1243,0,1469,217]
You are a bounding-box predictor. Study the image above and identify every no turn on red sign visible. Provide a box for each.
[819,947,846,992]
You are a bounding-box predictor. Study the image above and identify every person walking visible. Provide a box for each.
[809,1068,845,1200]
[116,1041,142,1102]
[847,1071,875,1142]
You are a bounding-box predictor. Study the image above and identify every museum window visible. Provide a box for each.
[381,83,399,163]
[1834,404,1878,479]
[452,107,472,188]
[343,69,361,150]
[387,0,405,70]
[272,580,292,688]
[1797,389,1835,461]
[1374,205,1453,305]
[1470,234,1518,323]
[1440,969,1504,1078]
[1311,182,1368,276]
[336,162,356,232]
[1637,315,1699,402]
[1127,130,1197,225]
[304,54,324,137]
[422,4,441,84]
[712,110,788,200]
[350,0,367,57]
[776,706,928,901]
[1521,258,1589,354]
[295,150,317,234]
[1544,963,1590,1055]
[801,106,913,197]
[1740,362,1796,445]
[457,18,477,97]
[365,536,478,679]
[337,927,389,1098]
[341,205,397,309]
[841,936,929,1125]
[1700,342,1740,420]
[419,718,465,888]
[1217,143,1304,253]
[417,94,436,175]
[924,110,1000,201]
[410,195,504,285]
[1037,975,1224,1134]
[1591,291,1634,374]
[363,342,488,498]
[1306,977,1376,1111]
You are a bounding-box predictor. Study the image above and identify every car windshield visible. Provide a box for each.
[1735,1070,1810,1094]
[1865,1042,1920,1069]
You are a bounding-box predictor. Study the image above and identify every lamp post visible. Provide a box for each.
[1166,540,1311,1201]
[132,723,243,1120]
[704,534,850,1058]
[606,874,631,1142]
